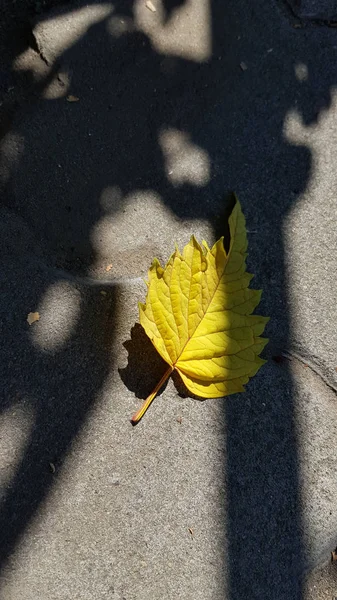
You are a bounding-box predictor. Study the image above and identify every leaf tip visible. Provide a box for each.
[232,190,240,204]
[150,257,164,277]
[174,241,181,256]
[211,235,226,256]
[202,239,210,254]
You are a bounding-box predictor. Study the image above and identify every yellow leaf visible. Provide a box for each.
[131,196,269,423]
[27,311,40,325]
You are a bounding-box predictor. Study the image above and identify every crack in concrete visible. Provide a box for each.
[282,349,337,396]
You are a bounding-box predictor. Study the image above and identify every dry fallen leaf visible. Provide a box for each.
[188,528,194,536]
[105,264,113,272]
[66,95,80,102]
[131,195,269,423]
[146,0,156,11]
[27,312,40,325]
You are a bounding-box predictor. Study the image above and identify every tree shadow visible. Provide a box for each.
[0,262,117,564]
[0,0,336,597]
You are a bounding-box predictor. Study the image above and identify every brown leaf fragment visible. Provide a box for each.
[188,527,194,536]
[146,0,156,11]
[105,264,113,272]
[331,547,337,562]
[67,95,80,102]
[27,312,40,325]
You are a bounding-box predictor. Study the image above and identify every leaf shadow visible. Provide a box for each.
[120,323,207,404]
[171,370,205,402]
[119,323,169,400]
[213,190,237,253]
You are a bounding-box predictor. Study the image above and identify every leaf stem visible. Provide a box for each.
[131,366,173,424]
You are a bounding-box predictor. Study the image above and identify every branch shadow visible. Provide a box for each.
[0,271,117,565]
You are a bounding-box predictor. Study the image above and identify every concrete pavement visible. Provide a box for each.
[1,0,337,598]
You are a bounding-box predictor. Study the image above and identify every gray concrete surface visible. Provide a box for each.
[1,0,337,598]
[305,560,337,599]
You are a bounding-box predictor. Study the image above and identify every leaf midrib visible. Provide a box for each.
[173,217,238,368]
